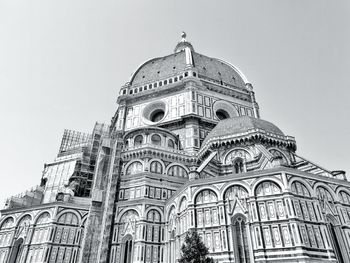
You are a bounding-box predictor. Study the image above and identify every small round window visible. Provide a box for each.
[142,101,167,124]
[216,109,230,120]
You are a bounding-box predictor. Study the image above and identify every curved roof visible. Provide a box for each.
[130,51,187,87]
[203,116,285,145]
[129,43,248,89]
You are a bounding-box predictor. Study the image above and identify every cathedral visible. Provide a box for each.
[1,33,350,263]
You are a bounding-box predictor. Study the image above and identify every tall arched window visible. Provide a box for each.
[233,158,244,174]
[0,217,14,248]
[167,165,188,177]
[195,190,218,229]
[126,161,143,175]
[150,161,163,174]
[233,216,251,263]
[9,215,31,263]
[8,238,24,263]
[178,198,188,235]
[326,216,345,263]
[179,198,187,213]
[146,210,161,243]
[28,213,51,262]
[16,215,31,237]
[134,135,143,146]
[32,212,51,244]
[151,134,162,146]
[122,235,133,263]
[50,212,81,263]
[168,207,176,263]
[116,210,139,263]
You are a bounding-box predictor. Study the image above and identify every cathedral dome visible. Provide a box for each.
[128,33,249,90]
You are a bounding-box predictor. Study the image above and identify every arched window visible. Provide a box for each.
[0,217,14,230]
[339,191,350,204]
[147,210,161,223]
[168,207,176,262]
[134,135,143,146]
[32,213,51,245]
[316,186,334,202]
[269,149,288,164]
[167,165,188,177]
[195,190,218,204]
[225,149,251,165]
[151,134,162,146]
[168,139,175,149]
[16,215,31,233]
[0,217,14,255]
[120,210,139,225]
[35,212,51,225]
[150,161,163,174]
[53,212,81,251]
[291,181,311,197]
[8,238,24,263]
[178,198,188,235]
[122,235,133,263]
[126,161,143,175]
[58,212,79,226]
[233,158,244,174]
[179,197,187,213]
[168,207,176,232]
[255,181,281,197]
[116,210,139,263]
[233,216,251,263]
[224,185,249,201]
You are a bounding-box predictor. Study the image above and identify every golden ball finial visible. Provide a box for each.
[181,31,187,41]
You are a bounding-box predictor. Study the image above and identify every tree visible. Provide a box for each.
[179,230,214,263]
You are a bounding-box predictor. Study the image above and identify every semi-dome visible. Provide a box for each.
[206,116,285,139]
[198,116,296,158]
[128,33,249,90]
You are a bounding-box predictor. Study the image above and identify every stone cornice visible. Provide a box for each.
[0,201,90,215]
[122,146,197,163]
[164,166,350,207]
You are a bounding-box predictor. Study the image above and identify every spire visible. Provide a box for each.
[181,31,187,42]
[174,31,194,53]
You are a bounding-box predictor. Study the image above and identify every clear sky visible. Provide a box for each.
[0,0,349,205]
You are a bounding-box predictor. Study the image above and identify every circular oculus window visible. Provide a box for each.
[216,109,230,120]
[213,100,239,120]
[142,101,167,124]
